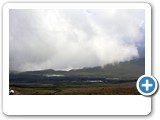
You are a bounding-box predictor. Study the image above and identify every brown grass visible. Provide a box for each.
[9,82,140,95]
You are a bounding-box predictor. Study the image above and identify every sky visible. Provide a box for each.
[9,9,145,71]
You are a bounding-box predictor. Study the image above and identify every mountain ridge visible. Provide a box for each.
[10,58,145,79]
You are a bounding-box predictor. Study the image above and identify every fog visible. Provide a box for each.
[9,9,145,71]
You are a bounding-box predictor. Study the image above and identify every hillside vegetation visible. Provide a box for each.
[11,58,145,79]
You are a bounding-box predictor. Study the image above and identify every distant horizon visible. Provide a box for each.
[10,57,145,72]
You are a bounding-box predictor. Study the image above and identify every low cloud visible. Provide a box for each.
[9,9,145,71]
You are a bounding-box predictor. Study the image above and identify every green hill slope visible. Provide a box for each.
[17,58,145,80]
[67,58,145,79]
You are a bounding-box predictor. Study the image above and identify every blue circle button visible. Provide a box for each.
[137,75,158,96]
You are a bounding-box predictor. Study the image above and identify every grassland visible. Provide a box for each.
[9,58,144,95]
[9,82,139,95]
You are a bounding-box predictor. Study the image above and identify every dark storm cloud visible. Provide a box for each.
[9,9,145,71]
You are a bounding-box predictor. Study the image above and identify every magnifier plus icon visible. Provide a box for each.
[137,75,158,96]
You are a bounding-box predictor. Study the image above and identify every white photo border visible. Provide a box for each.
[3,3,151,115]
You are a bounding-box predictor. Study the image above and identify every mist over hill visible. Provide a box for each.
[9,9,144,95]
[10,9,144,72]
[10,58,145,81]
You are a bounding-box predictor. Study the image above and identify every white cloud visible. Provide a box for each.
[9,9,145,71]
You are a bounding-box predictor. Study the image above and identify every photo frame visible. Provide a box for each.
[3,3,151,115]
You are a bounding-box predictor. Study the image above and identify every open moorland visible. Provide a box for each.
[9,58,144,95]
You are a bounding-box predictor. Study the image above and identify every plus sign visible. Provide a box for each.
[142,79,153,91]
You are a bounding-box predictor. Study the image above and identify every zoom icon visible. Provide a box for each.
[137,75,158,96]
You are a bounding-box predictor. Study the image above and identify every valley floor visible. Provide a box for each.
[9,82,140,95]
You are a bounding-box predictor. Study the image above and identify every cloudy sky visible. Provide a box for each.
[9,9,145,71]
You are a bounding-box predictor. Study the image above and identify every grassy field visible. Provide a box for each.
[9,82,139,95]
[9,58,144,95]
